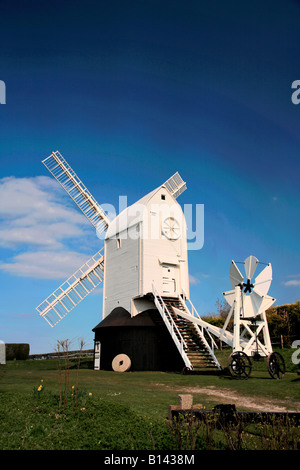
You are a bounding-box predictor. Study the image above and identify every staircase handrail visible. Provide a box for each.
[177,296,222,370]
[152,284,192,370]
[181,296,219,350]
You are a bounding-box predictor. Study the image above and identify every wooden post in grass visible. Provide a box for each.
[75,339,85,408]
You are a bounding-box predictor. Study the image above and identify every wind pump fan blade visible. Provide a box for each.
[244,255,259,281]
[242,289,264,318]
[258,294,276,315]
[253,263,273,297]
[223,289,236,307]
[229,260,244,289]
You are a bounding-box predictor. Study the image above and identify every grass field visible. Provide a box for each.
[0,347,299,450]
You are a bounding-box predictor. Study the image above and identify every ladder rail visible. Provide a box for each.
[190,323,221,370]
[181,296,263,355]
[183,296,232,345]
[176,297,222,370]
[182,297,219,349]
[152,284,193,370]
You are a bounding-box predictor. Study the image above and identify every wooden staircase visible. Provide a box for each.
[157,295,220,371]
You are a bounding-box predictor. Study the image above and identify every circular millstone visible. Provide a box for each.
[112,354,131,372]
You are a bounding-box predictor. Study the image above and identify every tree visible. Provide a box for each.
[266,301,300,347]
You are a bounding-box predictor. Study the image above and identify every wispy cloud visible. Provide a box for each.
[0,176,97,280]
[0,176,88,249]
[91,286,104,296]
[7,312,36,319]
[189,274,200,285]
[189,272,211,285]
[0,250,92,280]
[282,279,300,287]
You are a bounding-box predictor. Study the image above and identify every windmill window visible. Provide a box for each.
[117,238,122,249]
[161,194,166,200]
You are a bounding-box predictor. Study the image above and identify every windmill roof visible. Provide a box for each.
[92,307,157,329]
[105,184,173,238]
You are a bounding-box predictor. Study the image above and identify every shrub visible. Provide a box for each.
[6,344,30,361]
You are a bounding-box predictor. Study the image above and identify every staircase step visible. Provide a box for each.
[155,295,220,371]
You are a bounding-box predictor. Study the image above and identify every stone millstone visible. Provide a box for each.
[112,354,131,372]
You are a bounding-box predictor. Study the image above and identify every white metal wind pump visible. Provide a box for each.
[221,255,286,379]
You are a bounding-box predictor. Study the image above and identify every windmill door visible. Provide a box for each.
[162,264,179,295]
[94,341,101,370]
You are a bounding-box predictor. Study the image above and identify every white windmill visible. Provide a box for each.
[36,151,283,378]
[37,151,221,372]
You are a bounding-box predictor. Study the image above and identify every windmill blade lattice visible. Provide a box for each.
[36,249,105,327]
[43,151,110,235]
[163,172,187,199]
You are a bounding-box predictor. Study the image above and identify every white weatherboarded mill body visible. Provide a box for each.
[103,184,189,319]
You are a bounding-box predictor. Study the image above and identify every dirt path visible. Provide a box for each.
[178,385,300,413]
[151,382,300,413]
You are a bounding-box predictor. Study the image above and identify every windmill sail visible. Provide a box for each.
[36,250,104,327]
[253,263,273,297]
[229,260,244,288]
[225,256,275,319]
[163,172,186,199]
[244,255,259,280]
[43,151,110,235]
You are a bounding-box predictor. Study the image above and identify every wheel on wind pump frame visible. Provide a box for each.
[227,351,252,380]
[267,352,285,379]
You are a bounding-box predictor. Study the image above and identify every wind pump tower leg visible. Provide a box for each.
[261,310,272,353]
[232,285,243,353]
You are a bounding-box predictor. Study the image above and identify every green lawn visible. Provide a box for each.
[0,348,299,450]
[1,347,299,417]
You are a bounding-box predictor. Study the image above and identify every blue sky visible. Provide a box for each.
[0,0,299,354]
